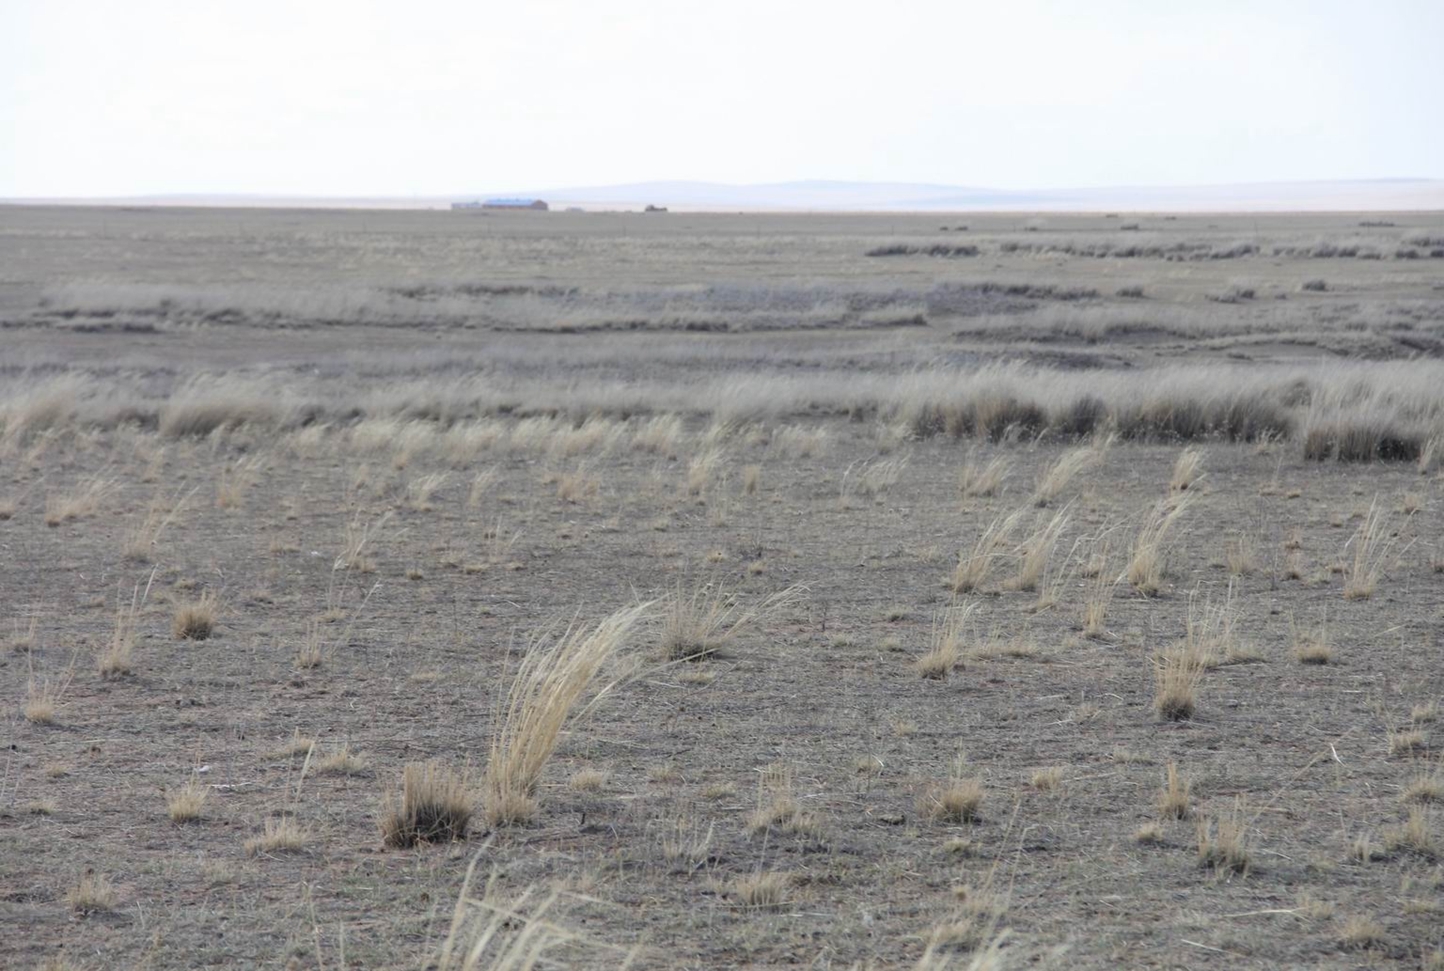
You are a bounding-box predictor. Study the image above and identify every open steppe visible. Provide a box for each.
[2,206,1444,969]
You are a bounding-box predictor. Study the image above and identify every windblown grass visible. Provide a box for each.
[484,604,649,826]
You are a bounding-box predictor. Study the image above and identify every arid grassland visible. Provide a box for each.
[2,206,1444,970]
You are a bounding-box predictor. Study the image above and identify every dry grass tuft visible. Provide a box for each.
[1013,506,1070,592]
[915,603,974,680]
[959,455,1009,498]
[926,760,985,824]
[631,414,684,456]
[1383,806,1439,858]
[1339,915,1386,950]
[569,768,609,792]
[484,605,647,826]
[431,864,624,971]
[405,471,449,511]
[1343,498,1399,600]
[66,872,118,913]
[659,580,797,661]
[1134,822,1165,844]
[1158,762,1191,819]
[950,510,1023,593]
[1224,532,1258,575]
[1030,766,1064,791]
[659,815,715,869]
[1032,445,1101,507]
[381,761,475,847]
[44,474,114,527]
[1153,646,1205,721]
[1181,581,1242,669]
[554,464,598,504]
[746,763,819,836]
[24,665,73,725]
[1389,730,1428,756]
[316,744,367,776]
[840,454,909,502]
[98,576,152,678]
[926,884,1008,954]
[685,448,722,496]
[1081,538,1118,638]
[731,871,789,910]
[1169,447,1205,493]
[770,424,828,458]
[172,591,218,640]
[216,455,265,509]
[1128,494,1193,595]
[1404,767,1444,804]
[166,775,209,823]
[1290,613,1333,665]
[244,816,307,856]
[1196,799,1251,874]
[122,488,193,561]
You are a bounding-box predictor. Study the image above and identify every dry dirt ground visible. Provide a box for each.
[1,207,1443,970]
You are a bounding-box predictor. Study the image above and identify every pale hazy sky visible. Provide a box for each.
[2,0,1440,197]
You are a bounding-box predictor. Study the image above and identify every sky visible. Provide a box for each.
[2,0,1441,198]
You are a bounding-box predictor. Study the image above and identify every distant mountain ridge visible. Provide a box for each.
[6,178,1443,211]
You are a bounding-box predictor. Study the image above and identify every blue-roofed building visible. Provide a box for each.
[451,198,549,211]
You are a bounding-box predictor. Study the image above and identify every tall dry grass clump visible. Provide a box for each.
[1153,644,1205,721]
[1343,498,1400,600]
[1169,447,1205,493]
[24,668,73,725]
[158,380,288,437]
[432,864,615,971]
[1076,532,1121,637]
[1031,445,1101,507]
[1128,494,1193,596]
[840,455,909,502]
[659,580,798,661]
[381,761,475,847]
[44,475,114,527]
[959,455,1009,498]
[915,602,975,679]
[122,488,194,562]
[1290,612,1333,664]
[216,455,265,509]
[685,447,723,496]
[1196,799,1251,874]
[484,604,648,826]
[1012,506,1070,591]
[924,755,986,824]
[1181,581,1241,669]
[172,591,218,640]
[1158,762,1191,819]
[167,775,209,823]
[66,872,118,913]
[631,414,684,457]
[950,510,1023,593]
[97,572,153,679]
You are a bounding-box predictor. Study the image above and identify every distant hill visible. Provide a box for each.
[6,179,1443,212]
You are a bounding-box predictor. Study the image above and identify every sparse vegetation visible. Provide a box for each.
[172,592,218,640]
[484,605,648,826]
[166,776,209,823]
[7,208,1444,968]
[915,602,974,679]
[244,816,307,856]
[380,761,474,847]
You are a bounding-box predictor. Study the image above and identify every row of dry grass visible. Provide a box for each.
[4,360,1444,461]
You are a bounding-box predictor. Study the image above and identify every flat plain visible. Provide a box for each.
[2,205,1444,969]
